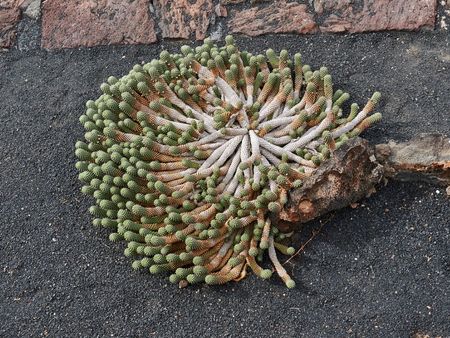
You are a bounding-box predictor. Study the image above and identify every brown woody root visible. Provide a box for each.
[278,133,449,228]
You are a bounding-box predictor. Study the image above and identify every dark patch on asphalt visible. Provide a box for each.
[0,32,449,337]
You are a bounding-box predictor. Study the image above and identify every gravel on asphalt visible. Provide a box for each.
[0,32,449,337]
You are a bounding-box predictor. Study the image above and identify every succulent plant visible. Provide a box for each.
[75,36,381,288]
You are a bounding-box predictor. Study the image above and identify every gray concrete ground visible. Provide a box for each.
[0,32,449,337]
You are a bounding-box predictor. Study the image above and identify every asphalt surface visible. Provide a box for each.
[0,32,449,337]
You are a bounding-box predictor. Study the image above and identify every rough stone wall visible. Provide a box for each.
[1,0,449,51]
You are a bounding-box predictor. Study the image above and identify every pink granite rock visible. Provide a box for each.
[153,0,214,40]
[41,0,157,49]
